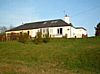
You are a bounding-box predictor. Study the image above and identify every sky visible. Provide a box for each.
[0,0,100,36]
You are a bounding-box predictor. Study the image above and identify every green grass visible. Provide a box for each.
[0,37,100,74]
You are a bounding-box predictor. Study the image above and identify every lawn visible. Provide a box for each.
[0,37,100,74]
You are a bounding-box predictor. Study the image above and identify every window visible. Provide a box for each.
[27,31,29,35]
[57,28,62,35]
[42,28,48,33]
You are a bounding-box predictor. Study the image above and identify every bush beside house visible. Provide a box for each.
[33,31,50,44]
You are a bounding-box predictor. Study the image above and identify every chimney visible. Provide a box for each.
[64,15,71,24]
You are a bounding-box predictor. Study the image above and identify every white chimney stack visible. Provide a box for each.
[64,15,71,24]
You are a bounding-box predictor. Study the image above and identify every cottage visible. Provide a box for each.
[6,15,87,39]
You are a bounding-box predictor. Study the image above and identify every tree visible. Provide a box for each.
[9,25,14,30]
[95,22,100,36]
[0,26,7,35]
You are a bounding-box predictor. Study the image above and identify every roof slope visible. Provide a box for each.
[6,19,72,31]
[76,27,87,31]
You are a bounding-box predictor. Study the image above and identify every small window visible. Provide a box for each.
[60,28,62,34]
[27,31,29,35]
[57,28,63,35]
[57,29,59,34]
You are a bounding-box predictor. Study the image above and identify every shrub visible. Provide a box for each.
[18,33,29,43]
[33,31,43,44]
[43,32,50,43]
[33,31,50,44]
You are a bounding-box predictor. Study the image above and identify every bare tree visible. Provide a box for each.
[0,26,7,34]
[9,25,14,30]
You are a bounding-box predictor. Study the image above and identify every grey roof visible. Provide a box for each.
[6,19,72,31]
[76,27,87,31]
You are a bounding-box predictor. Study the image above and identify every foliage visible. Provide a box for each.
[18,33,29,43]
[43,31,50,43]
[33,31,43,44]
[33,31,50,44]
[95,22,100,36]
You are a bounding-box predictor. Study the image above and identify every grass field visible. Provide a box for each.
[0,37,100,74]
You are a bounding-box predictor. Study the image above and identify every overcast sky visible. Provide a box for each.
[0,0,100,36]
